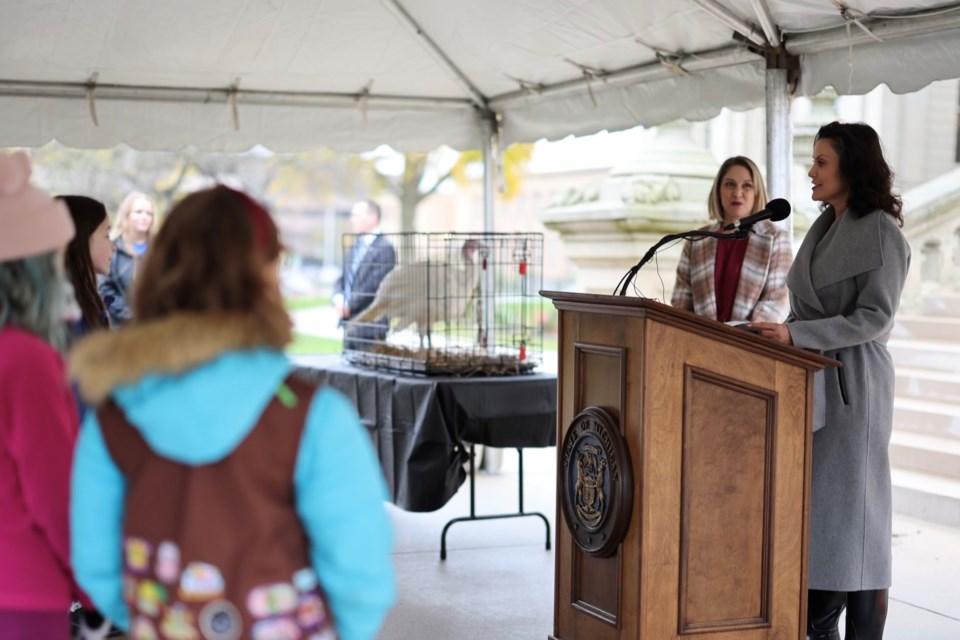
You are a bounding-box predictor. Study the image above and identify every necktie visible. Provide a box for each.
[345,236,371,299]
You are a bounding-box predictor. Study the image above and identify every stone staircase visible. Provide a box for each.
[889,297,960,528]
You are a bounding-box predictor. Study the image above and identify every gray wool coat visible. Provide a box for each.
[786,207,910,592]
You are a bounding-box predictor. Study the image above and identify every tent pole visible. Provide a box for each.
[765,50,795,242]
[765,68,791,201]
[482,115,496,233]
[481,114,497,350]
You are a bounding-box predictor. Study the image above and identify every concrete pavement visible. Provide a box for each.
[379,448,960,639]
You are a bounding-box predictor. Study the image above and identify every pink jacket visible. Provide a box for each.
[0,327,86,611]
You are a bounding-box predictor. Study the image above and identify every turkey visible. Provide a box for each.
[350,239,485,349]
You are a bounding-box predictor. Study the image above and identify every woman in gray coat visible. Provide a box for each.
[752,122,910,640]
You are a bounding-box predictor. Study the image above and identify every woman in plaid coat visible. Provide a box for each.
[671,156,792,323]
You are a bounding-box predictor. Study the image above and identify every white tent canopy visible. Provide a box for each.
[1,0,959,153]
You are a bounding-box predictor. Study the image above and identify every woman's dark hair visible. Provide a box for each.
[815,121,903,227]
[134,185,291,345]
[58,195,110,331]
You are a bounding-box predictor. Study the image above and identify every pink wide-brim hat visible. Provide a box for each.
[0,150,74,263]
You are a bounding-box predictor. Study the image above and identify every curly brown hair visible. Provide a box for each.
[815,122,903,227]
[133,185,291,345]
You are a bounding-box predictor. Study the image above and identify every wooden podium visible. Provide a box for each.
[541,292,835,640]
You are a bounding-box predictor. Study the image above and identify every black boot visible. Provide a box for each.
[845,589,888,640]
[807,589,846,640]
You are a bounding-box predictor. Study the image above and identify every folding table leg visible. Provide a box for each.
[440,444,552,561]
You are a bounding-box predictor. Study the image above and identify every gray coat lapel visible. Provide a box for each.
[787,210,832,314]
[788,207,887,317]
[814,210,884,288]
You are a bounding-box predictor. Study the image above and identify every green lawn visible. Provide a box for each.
[287,333,554,358]
[284,296,330,312]
[286,332,343,355]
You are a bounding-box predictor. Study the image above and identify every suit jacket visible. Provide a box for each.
[671,219,792,323]
[786,208,910,591]
[335,234,396,318]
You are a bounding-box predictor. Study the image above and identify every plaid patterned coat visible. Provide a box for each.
[670,219,792,323]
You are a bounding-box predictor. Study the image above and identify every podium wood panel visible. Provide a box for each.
[572,344,625,627]
[679,367,774,632]
[555,313,643,639]
[545,292,832,640]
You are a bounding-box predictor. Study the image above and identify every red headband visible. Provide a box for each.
[227,186,275,250]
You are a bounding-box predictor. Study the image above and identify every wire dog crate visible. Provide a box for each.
[342,232,543,376]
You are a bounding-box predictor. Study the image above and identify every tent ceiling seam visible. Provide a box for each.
[749,0,781,45]
[0,45,763,116]
[690,0,767,47]
[0,80,476,111]
[380,0,490,115]
[784,9,960,53]
[490,45,761,108]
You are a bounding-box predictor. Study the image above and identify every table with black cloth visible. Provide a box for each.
[293,355,557,514]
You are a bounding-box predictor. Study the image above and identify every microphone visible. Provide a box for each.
[721,198,791,231]
[614,200,790,295]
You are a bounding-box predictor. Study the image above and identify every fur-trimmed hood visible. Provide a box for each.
[69,312,290,404]
[68,312,296,466]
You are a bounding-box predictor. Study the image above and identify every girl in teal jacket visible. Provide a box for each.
[70,185,395,640]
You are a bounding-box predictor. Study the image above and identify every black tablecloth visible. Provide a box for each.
[294,355,557,513]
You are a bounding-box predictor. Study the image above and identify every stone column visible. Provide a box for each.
[539,122,718,299]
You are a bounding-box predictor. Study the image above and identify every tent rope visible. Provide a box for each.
[227,77,241,131]
[357,80,374,127]
[634,37,691,77]
[85,72,99,128]
[832,1,884,92]
[563,59,607,108]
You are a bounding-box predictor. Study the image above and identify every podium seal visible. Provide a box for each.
[560,406,633,557]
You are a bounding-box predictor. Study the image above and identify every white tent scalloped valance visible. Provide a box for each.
[1,0,958,152]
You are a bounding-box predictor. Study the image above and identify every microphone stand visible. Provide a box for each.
[615,226,751,296]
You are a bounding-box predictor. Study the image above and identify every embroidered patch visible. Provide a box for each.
[198,599,242,640]
[251,617,300,640]
[276,382,298,408]
[156,540,181,584]
[137,580,168,618]
[160,603,200,640]
[123,575,138,605]
[125,537,153,575]
[179,562,226,601]
[131,615,159,640]
[296,591,327,631]
[291,567,318,592]
[246,583,298,618]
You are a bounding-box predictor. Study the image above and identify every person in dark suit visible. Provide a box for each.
[333,199,396,350]
[752,122,910,640]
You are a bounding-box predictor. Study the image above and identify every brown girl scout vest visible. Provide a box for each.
[97,374,338,640]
